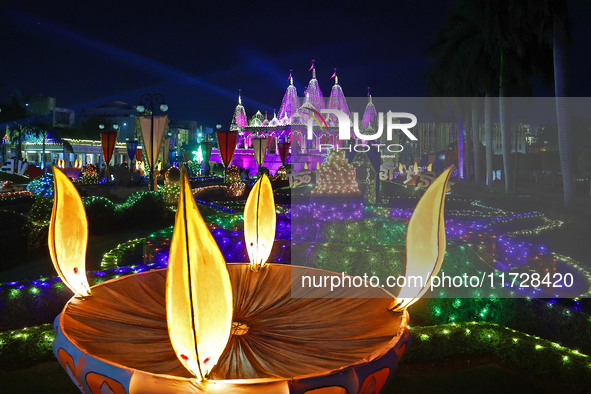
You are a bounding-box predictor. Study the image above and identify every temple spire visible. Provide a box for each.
[238,89,242,105]
[327,69,350,126]
[304,60,324,110]
[278,71,300,121]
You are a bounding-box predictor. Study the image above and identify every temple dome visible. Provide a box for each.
[326,72,350,126]
[230,91,248,130]
[249,110,265,126]
[305,64,325,110]
[261,111,269,126]
[278,71,300,121]
[296,92,319,125]
[269,111,279,127]
[362,92,377,129]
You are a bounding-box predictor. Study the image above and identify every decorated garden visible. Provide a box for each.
[1,156,591,392]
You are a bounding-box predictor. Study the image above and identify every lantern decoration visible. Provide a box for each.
[162,136,171,165]
[216,130,238,171]
[202,141,213,164]
[244,174,276,271]
[49,161,454,393]
[139,114,168,188]
[390,166,453,311]
[277,141,291,165]
[48,166,91,298]
[251,137,268,169]
[135,147,142,162]
[100,129,117,167]
[167,167,233,379]
[126,140,139,162]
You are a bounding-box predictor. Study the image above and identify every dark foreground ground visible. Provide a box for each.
[0,357,551,394]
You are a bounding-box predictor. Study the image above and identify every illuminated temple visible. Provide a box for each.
[210,66,386,173]
[210,65,529,174]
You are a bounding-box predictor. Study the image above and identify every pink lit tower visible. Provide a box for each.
[362,88,378,129]
[230,90,248,131]
[304,59,325,111]
[326,68,350,127]
[278,70,300,123]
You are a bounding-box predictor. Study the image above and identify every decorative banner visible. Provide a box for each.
[135,147,142,162]
[100,130,118,166]
[252,137,268,168]
[202,142,213,164]
[277,141,291,165]
[268,136,274,148]
[126,140,138,161]
[216,131,238,169]
[139,115,168,169]
[162,137,171,165]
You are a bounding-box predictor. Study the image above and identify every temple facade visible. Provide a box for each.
[212,66,527,174]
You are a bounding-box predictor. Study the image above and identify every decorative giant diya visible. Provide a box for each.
[50,165,452,393]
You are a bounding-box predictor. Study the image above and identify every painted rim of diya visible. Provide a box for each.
[54,264,410,393]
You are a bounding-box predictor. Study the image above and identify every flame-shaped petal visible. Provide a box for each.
[244,174,276,271]
[167,167,233,380]
[48,166,91,297]
[391,166,453,311]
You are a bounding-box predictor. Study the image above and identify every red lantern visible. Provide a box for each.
[277,142,291,165]
[100,130,118,166]
[216,130,238,169]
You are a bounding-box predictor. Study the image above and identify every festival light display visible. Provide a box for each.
[244,174,276,271]
[45,163,461,392]
[48,166,91,297]
[312,151,360,195]
[167,168,233,379]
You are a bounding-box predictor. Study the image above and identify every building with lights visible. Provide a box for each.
[215,66,529,174]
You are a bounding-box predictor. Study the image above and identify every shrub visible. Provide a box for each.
[82,196,116,234]
[0,210,29,268]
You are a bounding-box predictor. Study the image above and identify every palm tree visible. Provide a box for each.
[426,0,552,191]
[527,0,573,206]
[425,0,498,185]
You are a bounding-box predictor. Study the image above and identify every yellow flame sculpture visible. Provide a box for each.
[413,162,418,173]
[427,163,433,172]
[167,167,233,380]
[398,163,404,174]
[243,174,276,271]
[48,166,91,297]
[390,166,453,311]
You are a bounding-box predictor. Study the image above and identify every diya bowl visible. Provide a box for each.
[53,264,410,393]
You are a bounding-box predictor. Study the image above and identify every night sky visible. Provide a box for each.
[1,1,590,128]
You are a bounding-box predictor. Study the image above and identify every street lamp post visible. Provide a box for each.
[137,94,168,191]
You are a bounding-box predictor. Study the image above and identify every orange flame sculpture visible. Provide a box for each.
[243,174,276,271]
[48,166,91,297]
[166,167,233,380]
[390,166,453,311]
